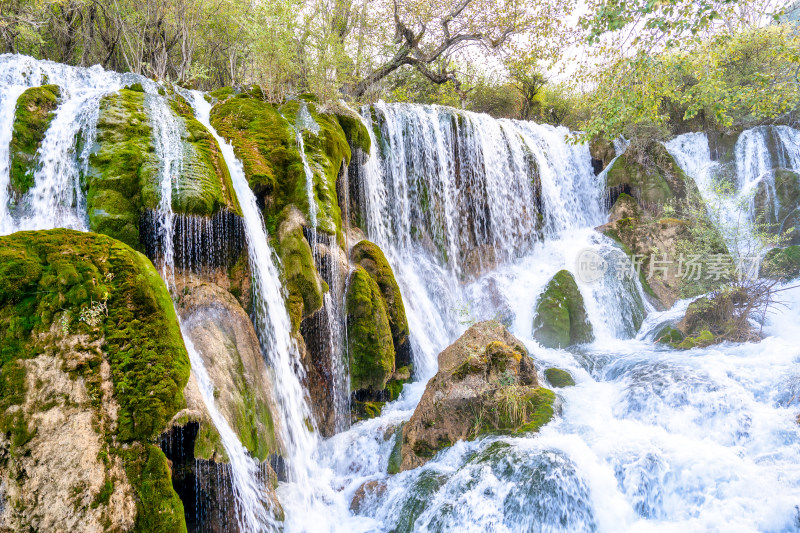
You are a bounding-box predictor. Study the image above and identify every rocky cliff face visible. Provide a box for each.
[399,321,554,471]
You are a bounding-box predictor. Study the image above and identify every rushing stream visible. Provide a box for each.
[1,54,799,532]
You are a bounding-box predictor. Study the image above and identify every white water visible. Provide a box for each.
[0,55,146,232]
[187,92,362,530]
[3,54,800,531]
[292,106,800,532]
[181,323,281,532]
[666,127,800,265]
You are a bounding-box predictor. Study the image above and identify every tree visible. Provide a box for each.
[346,0,570,99]
[505,54,546,120]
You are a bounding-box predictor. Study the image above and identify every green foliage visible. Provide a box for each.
[761,246,800,280]
[582,24,800,141]
[9,84,61,197]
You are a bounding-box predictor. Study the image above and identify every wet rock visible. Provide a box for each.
[533,270,594,349]
[544,368,575,388]
[346,265,395,392]
[350,479,387,514]
[175,276,281,462]
[351,240,411,367]
[0,229,189,531]
[400,321,554,471]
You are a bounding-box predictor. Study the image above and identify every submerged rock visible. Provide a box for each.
[399,321,554,471]
[9,84,61,199]
[0,229,189,532]
[533,270,594,349]
[544,368,576,388]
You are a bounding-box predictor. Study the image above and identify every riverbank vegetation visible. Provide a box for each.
[1,0,796,136]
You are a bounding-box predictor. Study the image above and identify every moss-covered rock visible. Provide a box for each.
[544,367,575,388]
[209,92,350,238]
[0,229,189,531]
[86,89,159,250]
[655,325,685,344]
[9,84,61,199]
[169,94,240,216]
[351,240,411,365]
[346,266,395,392]
[761,246,800,280]
[533,270,594,349]
[400,321,554,471]
[606,143,689,207]
[276,207,324,332]
[336,111,371,155]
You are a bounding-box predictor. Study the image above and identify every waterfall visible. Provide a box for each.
[148,89,281,532]
[187,91,320,485]
[666,126,800,263]
[0,54,142,232]
[147,92,184,288]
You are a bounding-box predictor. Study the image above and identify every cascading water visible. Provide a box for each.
[3,52,800,531]
[187,90,320,479]
[296,107,800,532]
[148,91,279,532]
[666,126,800,262]
[0,55,144,232]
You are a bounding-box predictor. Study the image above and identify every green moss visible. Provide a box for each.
[387,423,405,475]
[350,400,385,421]
[169,94,241,216]
[9,84,61,198]
[194,421,228,461]
[606,151,675,206]
[127,83,145,93]
[87,89,159,250]
[123,444,187,533]
[336,112,371,154]
[275,214,323,331]
[511,388,556,434]
[675,329,714,349]
[532,270,594,349]
[0,229,189,531]
[210,93,350,240]
[351,240,410,357]
[544,368,575,388]
[655,325,685,344]
[346,266,395,391]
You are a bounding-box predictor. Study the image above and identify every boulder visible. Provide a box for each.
[0,229,189,532]
[532,270,594,348]
[399,321,554,471]
[544,368,575,388]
